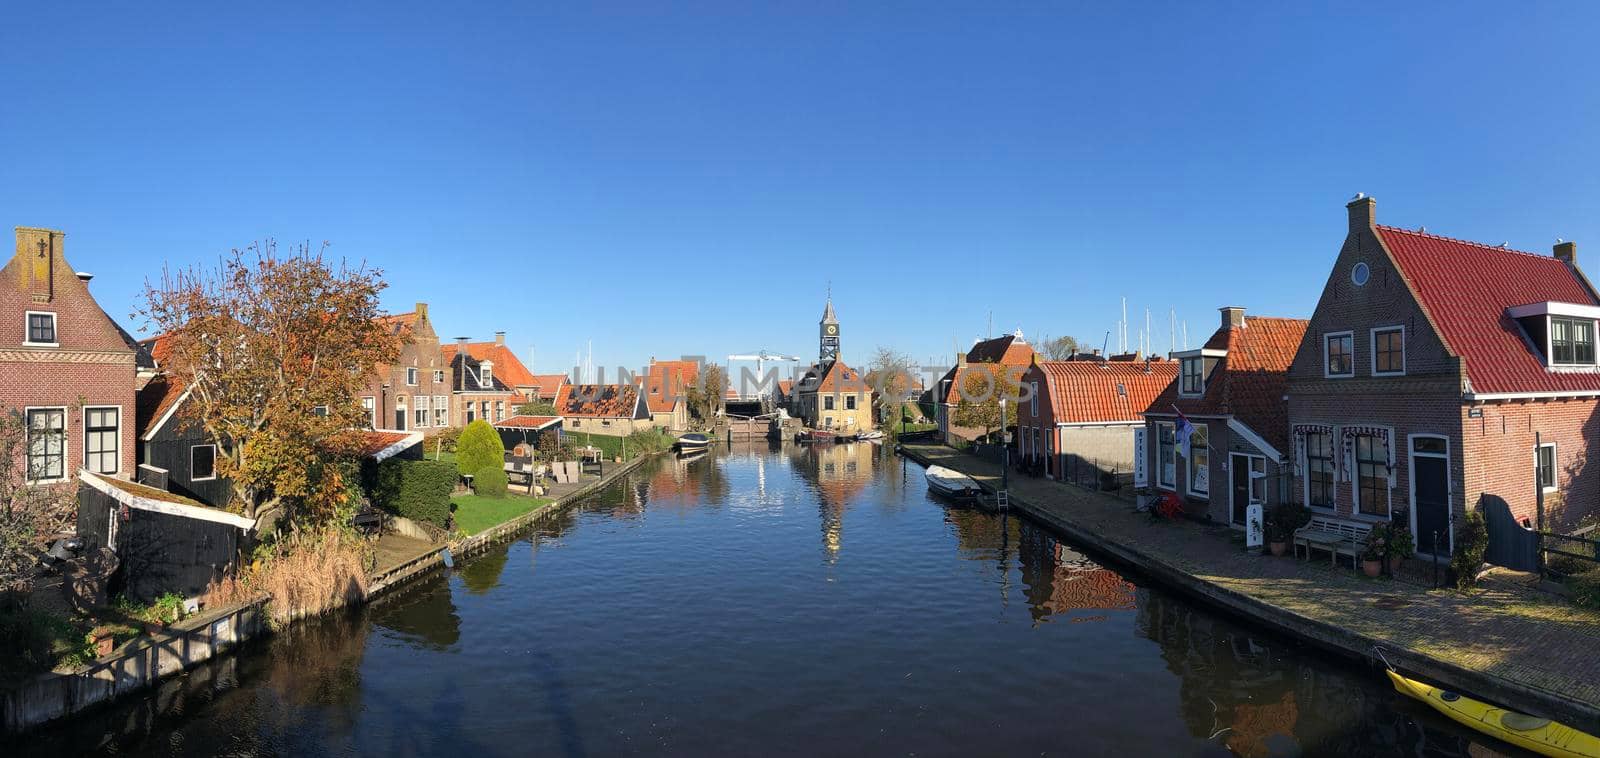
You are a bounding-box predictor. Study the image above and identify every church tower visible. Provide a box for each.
[819,297,840,363]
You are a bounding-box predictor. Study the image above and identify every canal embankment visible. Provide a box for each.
[1,452,660,736]
[898,441,1600,729]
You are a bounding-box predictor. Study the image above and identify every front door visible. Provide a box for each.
[1230,453,1251,526]
[1413,456,1450,556]
[395,409,406,430]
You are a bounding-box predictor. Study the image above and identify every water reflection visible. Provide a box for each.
[1017,526,1137,625]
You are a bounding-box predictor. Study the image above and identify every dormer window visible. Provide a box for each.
[1179,357,1204,395]
[480,365,493,387]
[1551,317,1595,366]
[25,311,56,345]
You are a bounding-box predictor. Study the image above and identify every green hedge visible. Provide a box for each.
[473,465,508,498]
[456,420,505,476]
[368,458,457,528]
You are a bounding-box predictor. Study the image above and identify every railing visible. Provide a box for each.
[1541,528,1600,578]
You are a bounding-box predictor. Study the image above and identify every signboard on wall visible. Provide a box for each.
[1133,427,1148,487]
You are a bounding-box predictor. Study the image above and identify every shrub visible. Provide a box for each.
[456,420,505,476]
[1265,503,1311,542]
[1451,511,1489,590]
[0,605,77,682]
[368,458,456,528]
[427,425,462,455]
[516,401,559,416]
[473,465,508,498]
[1570,568,1600,611]
[248,529,370,626]
[629,428,675,455]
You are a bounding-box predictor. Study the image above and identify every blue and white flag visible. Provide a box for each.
[1173,406,1195,459]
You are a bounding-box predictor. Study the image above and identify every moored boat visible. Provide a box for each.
[676,433,712,452]
[855,430,885,441]
[797,429,838,443]
[1386,669,1600,758]
[925,465,980,501]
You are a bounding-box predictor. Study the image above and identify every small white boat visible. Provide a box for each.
[676,433,712,452]
[855,430,885,441]
[925,465,980,501]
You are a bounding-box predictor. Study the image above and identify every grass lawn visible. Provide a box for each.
[451,493,552,535]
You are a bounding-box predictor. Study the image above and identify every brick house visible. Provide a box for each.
[1286,196,1600,558]
[444,331,544,407]
[363,303,454,432]
[0,227,138,486]
[794,298,875,434]
[1142,308,1307,526]
[446,340,518,425]
[933,332,1038,444]
[638,358,698,431]
[1015,355,1176,486]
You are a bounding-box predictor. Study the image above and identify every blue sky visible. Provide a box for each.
[4,3,1598,377]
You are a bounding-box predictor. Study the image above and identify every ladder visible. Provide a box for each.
[993,490,1009,511]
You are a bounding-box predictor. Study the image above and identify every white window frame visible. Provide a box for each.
[1407,433,1454,558]
[480,365,493,387]
[190,444,218,482]
[406,367,419,386]
[1370,325,1406,377]
[1323,331,1355,378]
[434,369,445,383]
[1548,316,1598,367]
[362,396,376,428]
[494,401,505,421]
[1300,426,1337,513]
[415,395,430,428]
[845,395,856,411]
[1537,442,1558,493]
[82,405,121,476]
[1350,428,1394,520]
[1187,422,1210,498]
[1156,421,1176,490]
[1179,357,1205,396]
[24,406,68,483]
[434,395,448,426]
[24,310,58,347]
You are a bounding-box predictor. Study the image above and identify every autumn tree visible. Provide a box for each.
[687,363,728,422]
[951,365,1026,443]
[1037,334,1084,361]
[138,241,398,525]
[0,411,77,594]
[866,347,916,434]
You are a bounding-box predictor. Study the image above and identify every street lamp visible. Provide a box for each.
[1000,398,1009,492]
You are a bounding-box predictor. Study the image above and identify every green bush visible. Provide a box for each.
[456,420,505,476]
[516,401,559,416]
[0,605,80,683]
[629,428,675,454]
[427,425,463,455]
[368,458,456,528]
[473,465,508,498]
[1451,511,1489,590]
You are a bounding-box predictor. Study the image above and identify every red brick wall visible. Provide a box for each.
[1463,398,1600,531]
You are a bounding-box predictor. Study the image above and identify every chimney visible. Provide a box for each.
[15,227,64,303]
[494,331,506,346]
[1347,194,1375,233]
[415,302,428,320]
[455,336,470,391]
[956,351,967,366]
[1220,306,1246,329]
[1555,240,1577,265]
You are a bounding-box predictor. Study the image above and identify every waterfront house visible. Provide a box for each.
[1286,196,1600,559]
[794,298,874,433]
[0,227,139,488]
[444,331,545,407]
[1015,354,1176,486]
[445,337,518,424]
[933,332,1038,444]
[638,358,698,431]
[362,303,454,432]
[554,383,651,436]
[1142,308,1307,526]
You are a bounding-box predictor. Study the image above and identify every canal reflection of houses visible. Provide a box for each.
[1016,527,1136,625]
[789,441,880,559]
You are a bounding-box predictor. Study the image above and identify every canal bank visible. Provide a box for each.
[898,441,1600,729]
[0,452,661,736]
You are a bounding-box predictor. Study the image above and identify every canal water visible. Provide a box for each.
[16,443,1509,756]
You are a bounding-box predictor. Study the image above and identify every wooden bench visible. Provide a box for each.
[1293,516,1373,568]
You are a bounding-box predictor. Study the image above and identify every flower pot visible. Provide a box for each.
[1269,541,1288,557]
[1388,556,1405,573]
[93,633,116,657]
[1362,559,1383,577]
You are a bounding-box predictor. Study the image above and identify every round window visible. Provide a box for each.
[1352,261,1371,286]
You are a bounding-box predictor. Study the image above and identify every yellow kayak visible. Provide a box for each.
[1387,670,1600,758]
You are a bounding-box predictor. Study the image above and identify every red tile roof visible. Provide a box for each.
[1377,226,1600,395]
[443,342,538,390]
[1147,316,1308,454]
[639,360,697,413]
[966,334,1037,365]
[528,373,569,396]
[555,383,643,418]
[494,415,562,430]
[135,373,188,439]
[815,359,869,393]
[347,430,422,460]
[375,311,418,335]
[1030,360,1178,424]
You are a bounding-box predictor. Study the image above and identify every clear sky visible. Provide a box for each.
[4,3,1599,377]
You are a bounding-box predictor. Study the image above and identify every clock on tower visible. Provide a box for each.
[819,297,840,362]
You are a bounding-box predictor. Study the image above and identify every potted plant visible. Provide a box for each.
[1264,503,1310,557]
[1360,529,1386,577]
[1386,524,1415,573]
[89,626,117,658]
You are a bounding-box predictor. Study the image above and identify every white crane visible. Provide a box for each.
[727,350,801,400]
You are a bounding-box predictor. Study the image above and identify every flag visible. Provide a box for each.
[1173,405,1195,459]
